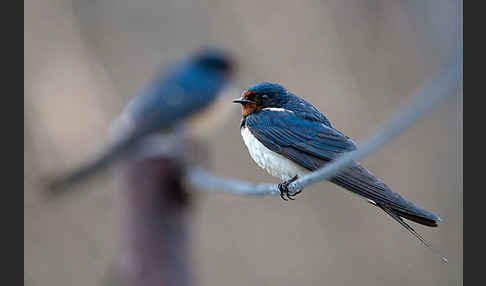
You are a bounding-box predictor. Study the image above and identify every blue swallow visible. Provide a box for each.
[48,48,234,194]
[234,82,444,257]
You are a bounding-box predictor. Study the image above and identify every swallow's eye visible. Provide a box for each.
[261,94,269,100]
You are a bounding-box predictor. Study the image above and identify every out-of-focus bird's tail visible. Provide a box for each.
[45,131,141,196]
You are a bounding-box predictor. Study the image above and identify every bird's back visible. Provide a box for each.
[281,93,333,126]
[125,63,227,133]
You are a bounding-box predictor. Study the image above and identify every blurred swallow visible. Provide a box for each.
[234,82,446,261]
[47,48,234,195]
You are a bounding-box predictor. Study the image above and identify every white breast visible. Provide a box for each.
[240,126,309,181]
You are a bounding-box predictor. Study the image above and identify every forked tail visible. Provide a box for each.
[376,202,448,263]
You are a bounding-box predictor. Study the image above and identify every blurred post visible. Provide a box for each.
[115,131,191,286]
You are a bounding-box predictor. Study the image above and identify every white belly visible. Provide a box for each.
[240,126,309,181]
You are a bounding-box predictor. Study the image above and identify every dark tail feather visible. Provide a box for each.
[329,162,442,227]
[376,203,448,263]
[394,209,438,227]
[45,133,139,197]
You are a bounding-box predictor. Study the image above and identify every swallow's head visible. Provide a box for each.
[233,82,288,116]
[192,48,235,78]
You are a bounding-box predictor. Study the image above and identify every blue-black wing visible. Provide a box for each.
[285,94,333,126]
[245,109,440,227]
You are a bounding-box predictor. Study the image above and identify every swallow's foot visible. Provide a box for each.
[278,175,300,201]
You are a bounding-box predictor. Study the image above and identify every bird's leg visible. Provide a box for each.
[278,175,299,201]
[287,188,302,200]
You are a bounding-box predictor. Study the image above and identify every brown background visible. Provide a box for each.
[24,0,462,285]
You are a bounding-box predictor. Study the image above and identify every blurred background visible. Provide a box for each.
[24,0,462,285]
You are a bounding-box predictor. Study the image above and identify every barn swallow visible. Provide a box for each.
[234,82,446,261]
[47,48,234,194]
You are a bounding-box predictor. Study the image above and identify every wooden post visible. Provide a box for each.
[115,130,191,286]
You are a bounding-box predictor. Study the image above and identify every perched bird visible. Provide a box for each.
[234,82,446,261]
[47,48,234,195]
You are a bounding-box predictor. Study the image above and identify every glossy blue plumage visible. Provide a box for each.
[245,110,355,165]
[239,82,441,226]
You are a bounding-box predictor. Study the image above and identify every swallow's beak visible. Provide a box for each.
[232,98,256,104]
